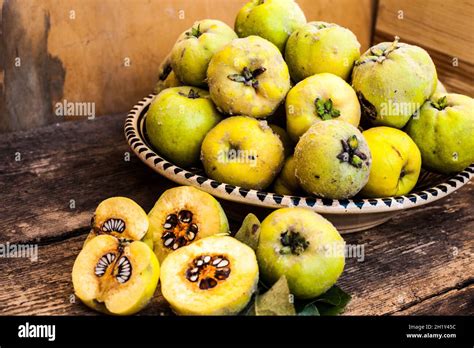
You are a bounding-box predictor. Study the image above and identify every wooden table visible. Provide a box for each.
[0,114,472,315]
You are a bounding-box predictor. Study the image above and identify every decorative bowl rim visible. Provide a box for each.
[124,94,473,215]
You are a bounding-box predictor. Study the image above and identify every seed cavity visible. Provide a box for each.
[161,210,199,250]
[115,256,132,284]
[94,252,116,277]
[102,218,125,233]
[185,255,231,290]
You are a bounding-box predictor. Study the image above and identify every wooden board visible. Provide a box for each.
[0,113,472,315]
[375,0,474,96]
[0,0,374,132]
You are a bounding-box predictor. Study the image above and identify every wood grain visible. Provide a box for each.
[375,0,474,96]
[0,0,374,132]
[0,113,472,315]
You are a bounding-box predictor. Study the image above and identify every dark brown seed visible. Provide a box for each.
[178,210,193,223]
[162,231,174,240]
[215,268,231,280]
[199,277,217,290]
[165,214,178,227]
[177,236,187,247]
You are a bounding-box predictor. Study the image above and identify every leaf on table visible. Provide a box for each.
[298,303,320,316]
[234,213,261,251]
[255,276,296,316]
[296,285,351,316]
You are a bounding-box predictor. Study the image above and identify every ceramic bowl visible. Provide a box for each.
[125,94,473,233]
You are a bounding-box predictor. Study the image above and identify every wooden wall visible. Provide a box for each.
[375,0,474,96]
[0,0,374,132]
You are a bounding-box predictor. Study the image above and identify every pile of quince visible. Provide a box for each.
[149,0,474,200]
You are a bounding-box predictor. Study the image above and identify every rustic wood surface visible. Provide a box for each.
[0,114,473,315]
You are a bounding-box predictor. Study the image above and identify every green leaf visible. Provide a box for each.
[313,285,352,308]
[234,213,261,250]
[298,303,320,316]
[296,285,351,316]
[255,276,296,316]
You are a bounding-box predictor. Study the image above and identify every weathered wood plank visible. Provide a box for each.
[0,182,471,315]
[0,114,176,244]
[395,285,474,316]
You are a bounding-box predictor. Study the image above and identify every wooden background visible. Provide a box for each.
[0,0,473,133]
[1,0,373,132]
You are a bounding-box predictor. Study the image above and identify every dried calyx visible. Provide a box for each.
[186,24,203,39]
[228,67,267,89]
[356,36,400,66]
[161,210,198,250]
[179,89,201,99]
[431,96,449,110]
[94,242,132,284]
[315,98,341,121]
[279,230,309,256]
[185,254,231,290]
[337,135,368,168]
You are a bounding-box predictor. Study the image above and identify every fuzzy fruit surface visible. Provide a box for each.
[286,73,361,142]
[295,120,371,199]
[171,19,237,87]
[201,116,285,190]
[85,197,150,247]
[406,93,474,174]
[257,208,345,299]
[270,124,294,158]
[234,0,306,52]
[160,236,259,315]
[207,36,291,118]
[360,127,421,197]
[285,21,360,82]
[72,235,160,315]
[146,87,222,168]
[273,155,301,196]
[352,39,437,129]
[154,53,182,94]
[148,186,229,263]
